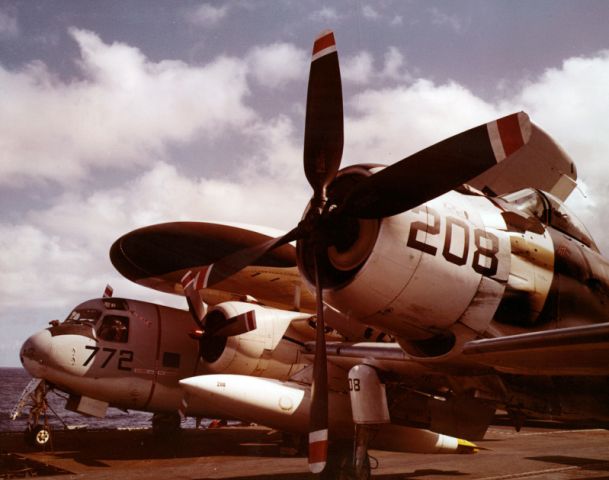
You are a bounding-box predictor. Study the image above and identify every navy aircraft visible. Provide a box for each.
[105,31,609,479]
[16,232,478,467]
[16,265,476,463]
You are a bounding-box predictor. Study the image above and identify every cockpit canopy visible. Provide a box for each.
[61,298,131,343]
[500,188,598,252]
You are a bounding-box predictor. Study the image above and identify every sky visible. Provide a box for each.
[1,0,609,366]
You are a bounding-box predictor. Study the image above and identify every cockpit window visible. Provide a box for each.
[500,189,548,223]
[98,315,129,343]
[64,308,101,326]
[500,188,598,251]
[543,191,598,251]
[102,298,129,311]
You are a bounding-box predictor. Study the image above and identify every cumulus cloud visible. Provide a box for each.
[505,51,609,243]
[0,28,255,186]
[362,5,380,20]
[246,43,308,88]
[187,3,229,27]
[310,7,341,22]
[0,155,309,310]
[342,47,411,85]
[342,51,374,84]
[429,7,466,33]
[0,6,18,39]
[344,79,498,166]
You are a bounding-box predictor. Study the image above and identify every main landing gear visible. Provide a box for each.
[336,364,389,480]
[151,412,182,438]
[11,378,53,449]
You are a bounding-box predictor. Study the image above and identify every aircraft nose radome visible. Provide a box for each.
[20,329,53,376]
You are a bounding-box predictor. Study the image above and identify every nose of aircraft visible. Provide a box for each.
[20,329,54,377]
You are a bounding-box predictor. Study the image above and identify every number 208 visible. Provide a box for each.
[407,207,499,278]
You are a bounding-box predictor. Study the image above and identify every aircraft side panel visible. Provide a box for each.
[143,305,201,413]
[550,228,609,327]
[104,301,159,410]
[454,194,510,335]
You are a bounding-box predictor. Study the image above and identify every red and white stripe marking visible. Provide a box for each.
[487,112,531,162]
[181,270,196,291]
[103,284,113,298]
[181,266,213,292]
[308,428,328,473]
[239,310,257,332]
[311,30,337,62]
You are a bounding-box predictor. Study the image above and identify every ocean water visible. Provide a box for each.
[0,368,200,433]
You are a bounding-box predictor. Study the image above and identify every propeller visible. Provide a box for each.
[340,111,531,218]
[181,269,209,326]
[181,269,257,337]
[187,31,534,474]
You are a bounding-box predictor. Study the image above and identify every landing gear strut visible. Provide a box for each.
[345,364,390,479]
[321,440,371,480]
[11,378,53,449]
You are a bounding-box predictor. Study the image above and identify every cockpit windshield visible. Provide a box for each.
[500,188,598,251]
[64,308,102,326]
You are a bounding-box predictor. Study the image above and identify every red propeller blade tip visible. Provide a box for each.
[308,428,328,473]
[312,30,336,61]
[487,112,531,162]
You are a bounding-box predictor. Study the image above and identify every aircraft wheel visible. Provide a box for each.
[321,441,370,480]
[24,425,52,449]
[152,412,182,438]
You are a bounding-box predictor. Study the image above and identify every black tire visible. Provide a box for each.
[24,425,52,449]
[321,441,370,480]
[151,412,182,438]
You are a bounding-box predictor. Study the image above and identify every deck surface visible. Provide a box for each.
[1,424,609,479]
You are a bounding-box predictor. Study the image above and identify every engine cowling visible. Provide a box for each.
[198,301,310,380]
[297,166,512,357]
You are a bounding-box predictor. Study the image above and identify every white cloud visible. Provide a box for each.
[310,7,341,22]
[246,43,308,88]
[342,47,411,85]
[390,15,403,26]
[0,28,255,186]
[505,51,609,247]
[381,47,410,81]
[342,51,374,85]
[0,7,18,39]
[188,3,229,27]
[344,79,499,166]
[362,5,380,20]
[429,7,465,33]
[0,153,309,311]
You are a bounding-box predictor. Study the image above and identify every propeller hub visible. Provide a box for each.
[297,165,381,289]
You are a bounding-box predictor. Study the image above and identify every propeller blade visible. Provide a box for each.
[204,225,304,288]
[180,270,209,325]
[342,112,532,219]
[207,310,257,337]
[304,30,344,205]
[308,253,329,474]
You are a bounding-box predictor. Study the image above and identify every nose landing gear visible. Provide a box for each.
[11,378,53,449]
